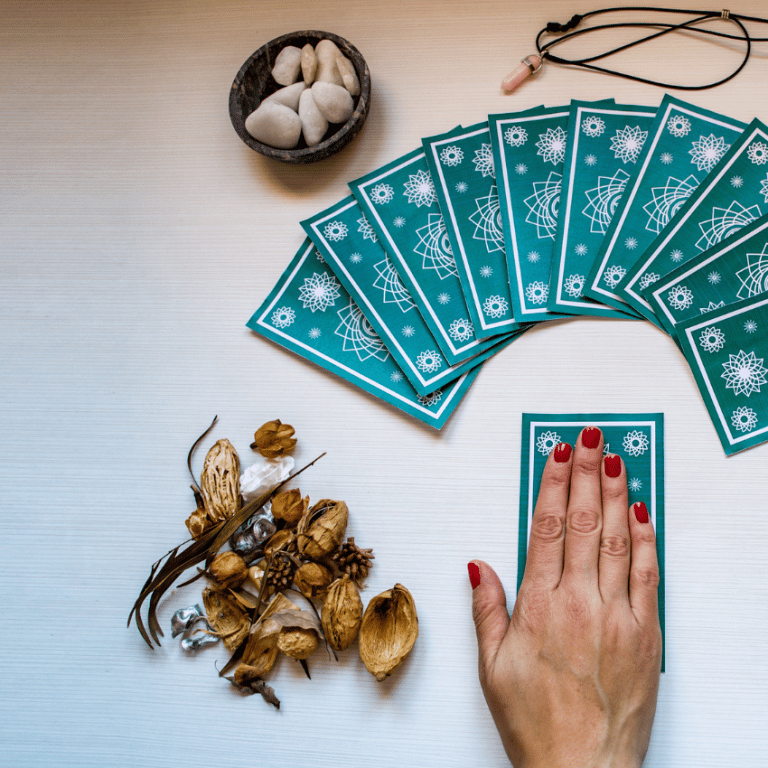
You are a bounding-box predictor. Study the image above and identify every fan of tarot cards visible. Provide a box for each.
[248,93,768,455]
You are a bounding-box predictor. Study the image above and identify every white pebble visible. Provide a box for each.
[311,81,354,124]
[298,89,328,147]
[263,81,306,111]
[271,45,302,86]
[301,44,318,85]
[335,55,360,96]
[244,101,302,149]
[314,39,344,86]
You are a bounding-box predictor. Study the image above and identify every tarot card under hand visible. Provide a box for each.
[518,413,665,668]
[584,95,746,315]
[619,118,768,325]
[646,213,768,342]
[349,148,523,365]
[247,239,479,429]
[548,101,657,317]
[677,294,768,455]
[301,197,520,396]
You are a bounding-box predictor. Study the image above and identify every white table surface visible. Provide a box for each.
[3,1,767,765]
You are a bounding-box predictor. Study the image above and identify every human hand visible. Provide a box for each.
[469,427,661,768]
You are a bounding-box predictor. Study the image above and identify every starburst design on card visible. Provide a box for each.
[308,327,321,340]
[323,220,348,241]
[401,325,415,337]
[583,169,630,234]
[667,285,694,310]
[732,406,758,432]
[721,350,768,397]
[536,127,567,165]
[670,249,684,263]
[448,318,474,342]
[700,300,725,314]
[642,174,699,234]
[628,478,643,492]
[504,124,528,147]
[298,272,341,313]
[524,171,562,239]
[439,145,464,166]
[469,185,504,253]
[373,257,416,313]
[472,144,495,177]
[625,237,638,250]
[415,213,458,279]
[623,430,649,457]
[696,201,761,251]
[585,154,597,166]
[415,349,443,373]
[437,292,451,305]
[335,301,390,362]
[357,215,378,242]
[698,326,726,353]
[603,264,627,289]
[689,134,730,172]
[639,272,660,290]
[661,152,673,164]
[736,243,768,298]
[582,116,605,137]
[610,125,647,164]
[390,370,404,383]
[564,273,586,298]
[515,163,528,175]
[349,252,363,264]
[479,265,493,278]
[455,181,468,193]
[370,183,395,205]
[744,319,758,333]
[524,281,548,304]
[707,271,722,284]
[667,114,691,137]
[527,251,541,263]
[747,141,768,165]
[536,430,561,455]
[483,295,509,318]
[575,243,588,256]
[271,306,296,329]
[731,175,744,188]
[418,389,444,407]
[403,170,436,207]
[392,217,406,228]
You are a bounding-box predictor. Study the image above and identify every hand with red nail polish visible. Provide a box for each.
[469,427,661,768]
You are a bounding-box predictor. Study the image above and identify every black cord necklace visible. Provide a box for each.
[502,7,768,93]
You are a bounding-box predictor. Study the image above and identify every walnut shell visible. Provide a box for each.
[359,584,418,681]
[200,439,241,524]
[321,575,362,652]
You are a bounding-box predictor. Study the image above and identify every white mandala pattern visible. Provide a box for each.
[689,134,730,172]
[393,217,406,228]
[642,174,698,234]
[536,127,567,165]
[448,318,474,342]
[670,249,684,263]
[504,125,528,147]
[698,326,726,353]
[731,175,744,188]
[575,243,588,256]
[744,319,758,333]
[747,141,768,165]
[667,115,691,137]
[271,306,295,329]
[479,265,493,278]
[373,257,416,312]
[667,285,694,310]
[610,125,648,164]
[298,272,341,313]
[437,292,451,305]
[639,272,660,290]
[415,349,443,373]
[661,152,673,164]
[455,181,468,193]
[736,243,768,298]
[527,251,541,263]
[308,327,321,339]
[350,252,363,263]
[515,163,528,175]
[626,237,638,250]
[370,183,395,205]
[700,300,725,314]
[403,170,436,207]
[469,185,504,253]
[721,350,768,397]
[583,168,630,233]
[418,389,444,407]
[524,171,561,239]
[696,201,761,251]
[483,295,509,318]
[761,174,768,202]
[536,430,561,455]
[439,146,464,166]
[525,281,548,304]
[402,325,415,337]
[324,220,348,241]
[603,265,627,289]
[472,144,495,177]
[335,301,390,362]
[390,370,404,383]
[585,154,597,166]
[628,478,643,492]
[415,213,458,279]
[623,430,649,457]
[564,273,585,298]
[707,271,722,284]
[357,216,378,242]
[732,406,758,433]
[582,116,605,137]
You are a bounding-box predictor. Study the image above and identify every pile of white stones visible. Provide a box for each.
[245,39,361,150]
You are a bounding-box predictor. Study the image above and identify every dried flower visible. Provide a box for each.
[207,551,248,589]
[271,489,309,527]
[200,439,241,524]
[293,561,333,600]
[185,503,209,539]
[277,627,320,660]
[332,537,375,583]
[359,584,418,681]
[240,455,295,502]
[264,529,296,558]
[229,666,281,708]
[202,586,251,652]
[321,575,363,652]
[297,499,348,561]
[251,419,297,458]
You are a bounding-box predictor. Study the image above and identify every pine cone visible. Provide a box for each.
[332,537,374,583]
[265,552,298,591]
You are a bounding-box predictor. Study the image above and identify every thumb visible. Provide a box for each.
[468,560,509,672]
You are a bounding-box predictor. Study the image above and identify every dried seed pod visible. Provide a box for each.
[359,584,418,681]
[207,551,248,589]
[297,499,348,561]
[202,586,251,652]
[277,627,320,660]
[265,551,297,591]
[332,536,375,583]
[241,593,297,675]
[251,419,297,458]
[321,575,363,652]
[293,561,333,600]
[271,489,309,527]
[185,503,209,539]
[264,529,296,558]
[200,439,241,524]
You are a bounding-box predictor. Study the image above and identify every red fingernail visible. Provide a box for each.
[634,501,649,524]
[581,426,601,449]
[467,562,481,589]
[553,442,572,463]
[604,454,622,477]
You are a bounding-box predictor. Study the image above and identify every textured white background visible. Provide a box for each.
[2,1,767,766]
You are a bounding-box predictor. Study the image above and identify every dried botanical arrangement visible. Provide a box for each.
[128,417,418,708]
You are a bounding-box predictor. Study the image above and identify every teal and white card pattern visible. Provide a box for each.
[246,239,479,429]
[423,122,518,337]
[349,148,521,365]
[548,102,657,317]
[619,118,768,324]
[584,95,745,314]
[678,294,768,455]
[301,197,516,395]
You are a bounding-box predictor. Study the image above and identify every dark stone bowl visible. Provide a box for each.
[229,30,371,164]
